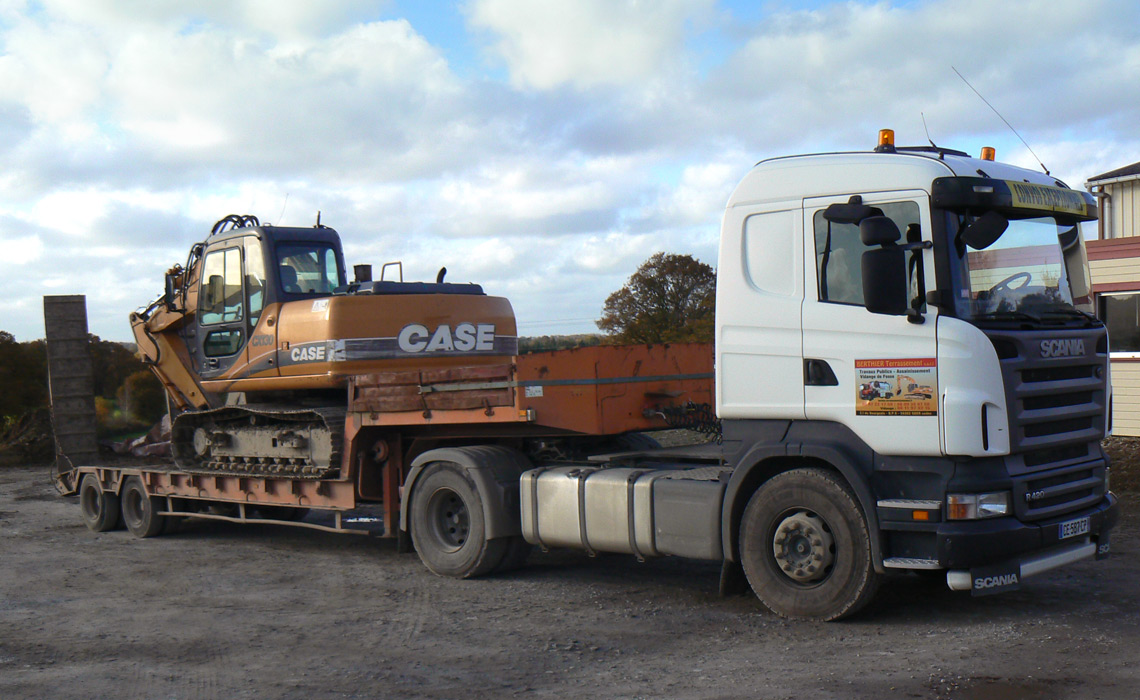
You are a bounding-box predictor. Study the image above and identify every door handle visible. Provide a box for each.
[804,359,838,386]
[208,358,219,369]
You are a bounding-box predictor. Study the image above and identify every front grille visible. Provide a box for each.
[986,328,1107,468]
[1021,365,1096,383]
[1022,443,1089,467]
[1023,417,1092,438]
[1013,463,1105,521]
[1022,392,1092,411]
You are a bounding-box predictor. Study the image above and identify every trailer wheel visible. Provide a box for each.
[410,462,508,578]
[78,474,121,532]
[120,477,166,538]
[739,468,879,621]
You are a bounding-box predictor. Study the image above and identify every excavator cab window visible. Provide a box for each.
[245,237,266,327]
[276,243,343,295]
[199,248,244,325]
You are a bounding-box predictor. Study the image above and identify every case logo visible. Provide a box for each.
[397,323,496,353]
[291,345,326,362]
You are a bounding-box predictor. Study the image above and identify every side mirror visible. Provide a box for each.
[164,273,178,310]
[862,247,908,315]
[959,211,1008,250]
[205,274,224,312]
[823,195,883,224]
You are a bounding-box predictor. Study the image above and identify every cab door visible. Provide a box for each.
[800,191,942,456]
[196,245,247,380]
[241,236,279,379]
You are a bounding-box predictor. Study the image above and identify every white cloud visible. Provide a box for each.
[467,0,714,90]
[1,0,1139,343]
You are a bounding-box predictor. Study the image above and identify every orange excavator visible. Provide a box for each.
[130,214,713,481]
[894,375,934,400]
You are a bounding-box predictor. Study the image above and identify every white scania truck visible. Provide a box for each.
[521,130,1117,619]
[60,130,1118,622]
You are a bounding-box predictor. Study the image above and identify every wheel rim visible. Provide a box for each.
[426,487,470,551]
[771,510,835,584]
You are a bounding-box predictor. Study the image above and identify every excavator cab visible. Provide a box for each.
[186,218,346,381]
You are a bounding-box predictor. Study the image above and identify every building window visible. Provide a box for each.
[1099,292,1140,355]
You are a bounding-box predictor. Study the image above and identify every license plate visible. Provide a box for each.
[1058,516,1090,540]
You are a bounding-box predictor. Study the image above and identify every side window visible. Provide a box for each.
[199,247,244,324]
[277,243,343,294]
[245,238,266,328]
[813,201,920,305]
[744,209,797,296]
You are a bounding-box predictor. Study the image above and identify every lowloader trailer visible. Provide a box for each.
[55,130,1118,620]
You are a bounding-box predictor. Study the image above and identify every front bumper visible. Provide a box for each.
[935,491,1118,570]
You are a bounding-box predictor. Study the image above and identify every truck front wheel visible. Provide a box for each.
[739,468,879,621]
[410,462,508,578]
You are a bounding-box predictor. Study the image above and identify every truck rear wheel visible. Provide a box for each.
[410,462,508,578]
[78,474,121,532]
[739,468,879,621]
[120,477,166,538]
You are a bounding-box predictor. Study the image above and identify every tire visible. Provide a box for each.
[494,536,533,573]
[78,474,121,532]
[120,477,166,538]
[739,468,880,621]
[410,462,508,578]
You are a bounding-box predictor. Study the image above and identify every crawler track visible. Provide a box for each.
[170,405,346,480]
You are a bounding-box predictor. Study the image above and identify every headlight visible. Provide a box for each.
[947,491,1011,520]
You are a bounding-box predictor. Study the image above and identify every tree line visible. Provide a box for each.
[0,331,165,434]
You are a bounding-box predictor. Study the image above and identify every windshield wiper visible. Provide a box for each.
[972,310,1043,324]
[1036,307,1099,325]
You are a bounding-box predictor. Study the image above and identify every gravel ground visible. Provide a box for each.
[0,461,1136,700]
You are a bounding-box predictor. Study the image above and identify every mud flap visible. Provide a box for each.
[1095,533,1111,560]
[969,562,1022,597]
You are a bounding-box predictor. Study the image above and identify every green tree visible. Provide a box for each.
[120,370,166,424]
[89,334,142,399]
[0,332,47,420]
[596,253,716,344]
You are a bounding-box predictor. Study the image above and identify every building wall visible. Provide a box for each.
[1104,180,1140,240]
[1089,175,1140,436]
[1110,360,1140,436]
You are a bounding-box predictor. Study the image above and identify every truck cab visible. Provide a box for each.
[715,132,1116,608]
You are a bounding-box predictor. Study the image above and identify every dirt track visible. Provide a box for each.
[1,463,1137,700]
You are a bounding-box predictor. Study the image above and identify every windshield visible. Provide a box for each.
[946,213,1094,324]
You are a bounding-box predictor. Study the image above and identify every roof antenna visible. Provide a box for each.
[277,193,290,225]
[952,66,1049,175]
[920,112,938,149]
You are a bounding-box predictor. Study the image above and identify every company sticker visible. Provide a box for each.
[1007,181,1086,216]
[855,358,937,416]
[311,299,330,313]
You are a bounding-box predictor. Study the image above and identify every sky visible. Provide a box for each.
[2,0,1139,341]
